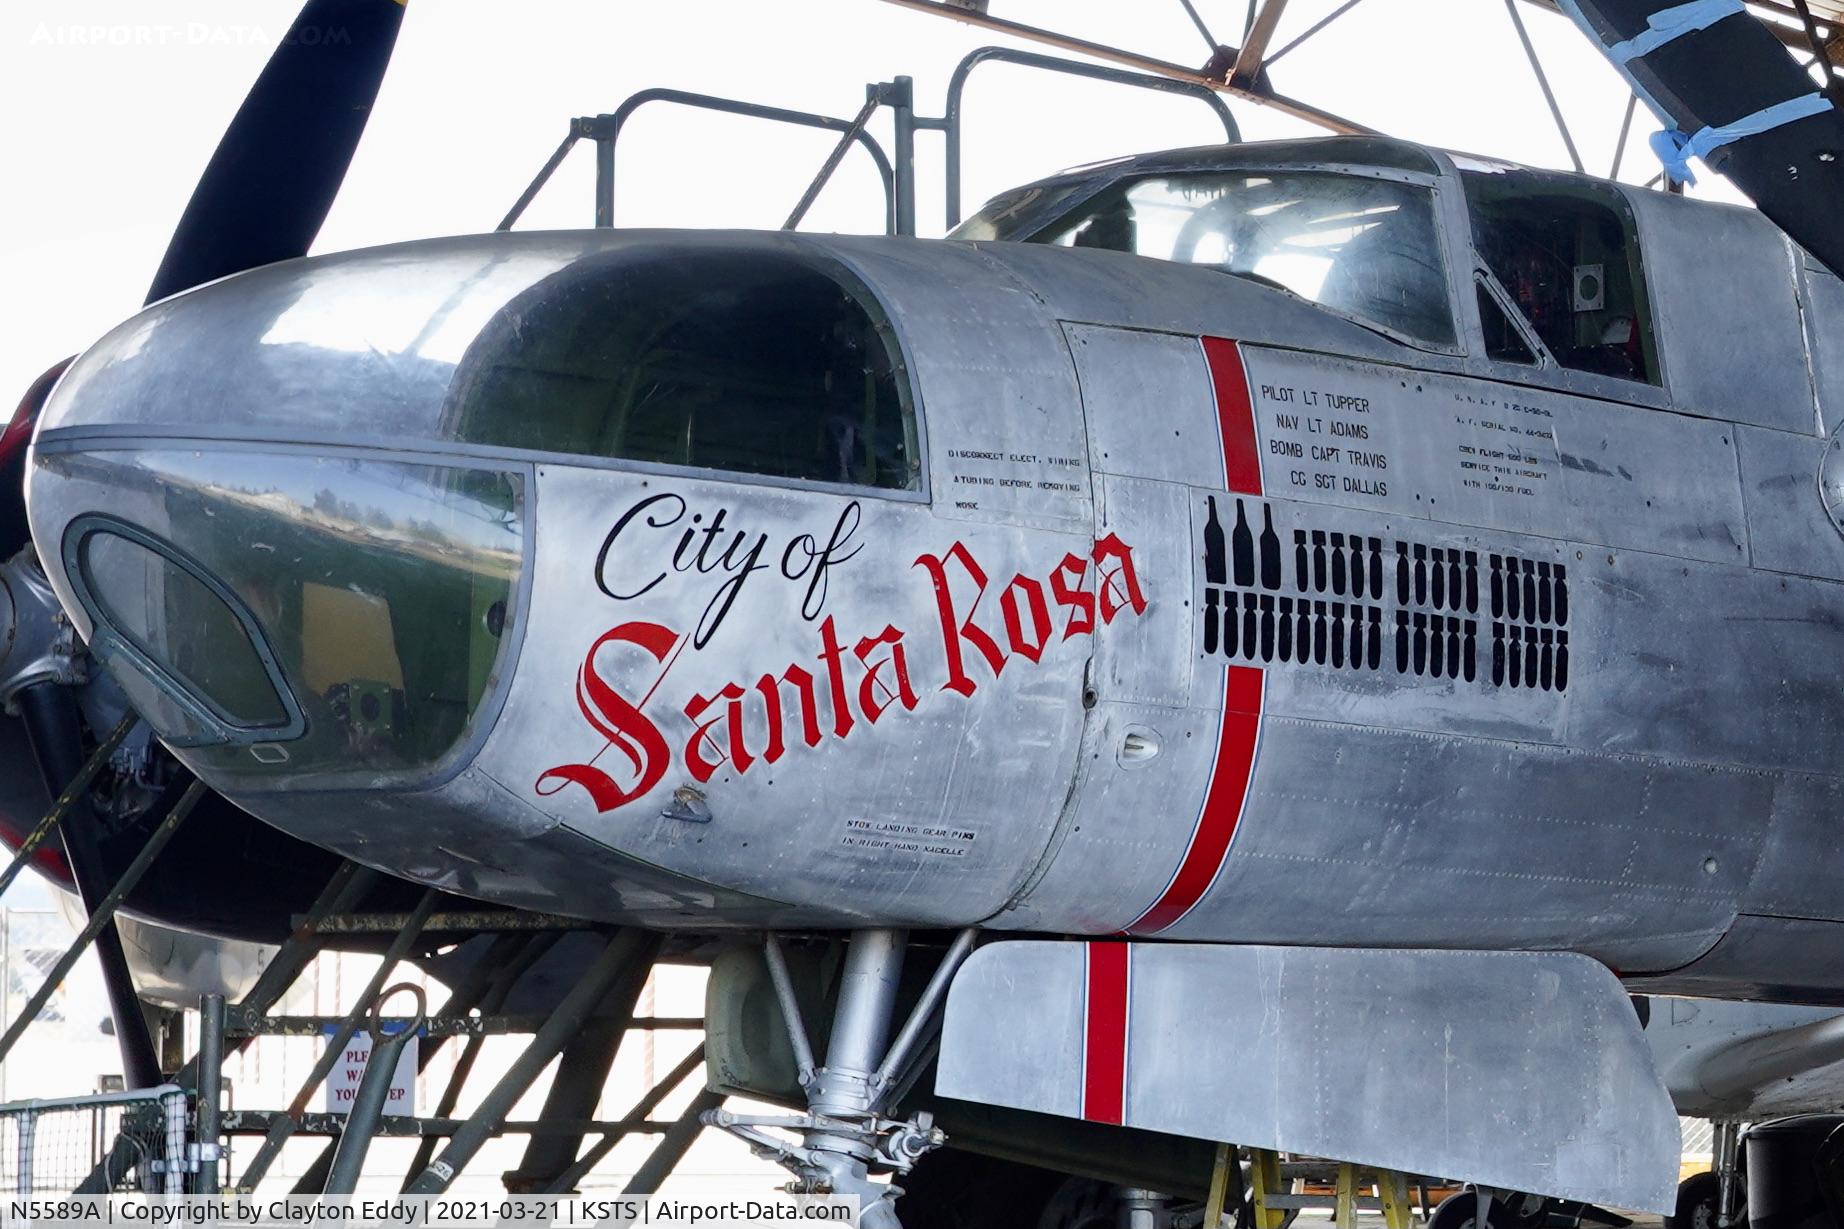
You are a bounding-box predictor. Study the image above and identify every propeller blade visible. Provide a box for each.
[144,0,406,305]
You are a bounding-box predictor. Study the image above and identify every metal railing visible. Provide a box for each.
[500,45,1244,238]
[0,1085,188,1194]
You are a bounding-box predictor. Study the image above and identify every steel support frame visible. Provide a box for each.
[219,924,699,1198]
[876,0,1370,134]
[401,931,565,1189]
[76,860,382,1194]
[235,889,444,1190]
[0,712,135,902]
[503,933,664,1193]
[541,1042,710,1195]
[222,1113,687,1139]
[405,928,663,1195]
[1231,0,1291,87]
[0,779,205,1070]
[1502,0,1585,174]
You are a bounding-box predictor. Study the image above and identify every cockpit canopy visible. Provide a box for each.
[954,136,1661,384]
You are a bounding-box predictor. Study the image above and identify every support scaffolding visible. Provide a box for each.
[0,774,717,1198]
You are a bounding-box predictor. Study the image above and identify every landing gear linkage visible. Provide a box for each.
[703,927,978,1228]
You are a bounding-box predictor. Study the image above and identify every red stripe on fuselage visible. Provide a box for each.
[1127,665,1264,935]
[1082,941,1130,1124]
[1202,336,1261,496]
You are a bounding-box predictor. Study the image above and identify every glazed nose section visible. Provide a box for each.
[28,445,525,792]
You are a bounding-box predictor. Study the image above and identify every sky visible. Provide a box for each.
[0,0,1752,440]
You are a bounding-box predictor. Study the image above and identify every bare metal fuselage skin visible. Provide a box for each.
[27,141,1844,1003]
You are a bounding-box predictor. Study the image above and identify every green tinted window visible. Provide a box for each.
[1463,171,1658,383]
[80,529,288,729]
[51,451,524,790]
[1029,171,1456,347]
[442,248,919,491]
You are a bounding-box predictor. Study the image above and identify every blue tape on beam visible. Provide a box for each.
[1651,92,1834,184]
[1553,0,1695,136]
[1605,0,1745,64]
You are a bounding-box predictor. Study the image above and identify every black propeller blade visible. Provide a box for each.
[144,0,407,305]
[0,0,407,1089]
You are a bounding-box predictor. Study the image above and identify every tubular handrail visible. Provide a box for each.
[501,88,898,234]
[941,45,1242,228]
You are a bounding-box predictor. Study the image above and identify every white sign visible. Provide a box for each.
[322,1025,418,1116]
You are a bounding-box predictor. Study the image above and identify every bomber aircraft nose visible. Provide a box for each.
[20,227,987,926]
[30,446,525,787]
[22,236,567,792]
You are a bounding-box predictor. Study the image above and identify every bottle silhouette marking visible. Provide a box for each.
[1260,505,1283,591]
[1204,496,1227,585]
[1232,500,1255,588]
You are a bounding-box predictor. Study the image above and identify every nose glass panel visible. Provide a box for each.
[79,526,292,732]
[42,449,525,791]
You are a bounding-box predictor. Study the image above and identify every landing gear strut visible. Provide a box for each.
[705,928,976,1228]
[1669,1121,1746,1229]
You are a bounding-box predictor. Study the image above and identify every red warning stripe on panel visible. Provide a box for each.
[1126,665,1264,935]
[1202,336,1262,496]
[1081,941,1130,1125]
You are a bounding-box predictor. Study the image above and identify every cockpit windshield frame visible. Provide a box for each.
[957,156,1471,357]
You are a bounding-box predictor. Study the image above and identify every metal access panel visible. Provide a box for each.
[937,941,1680,1214]
[1625,189,1815,435]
